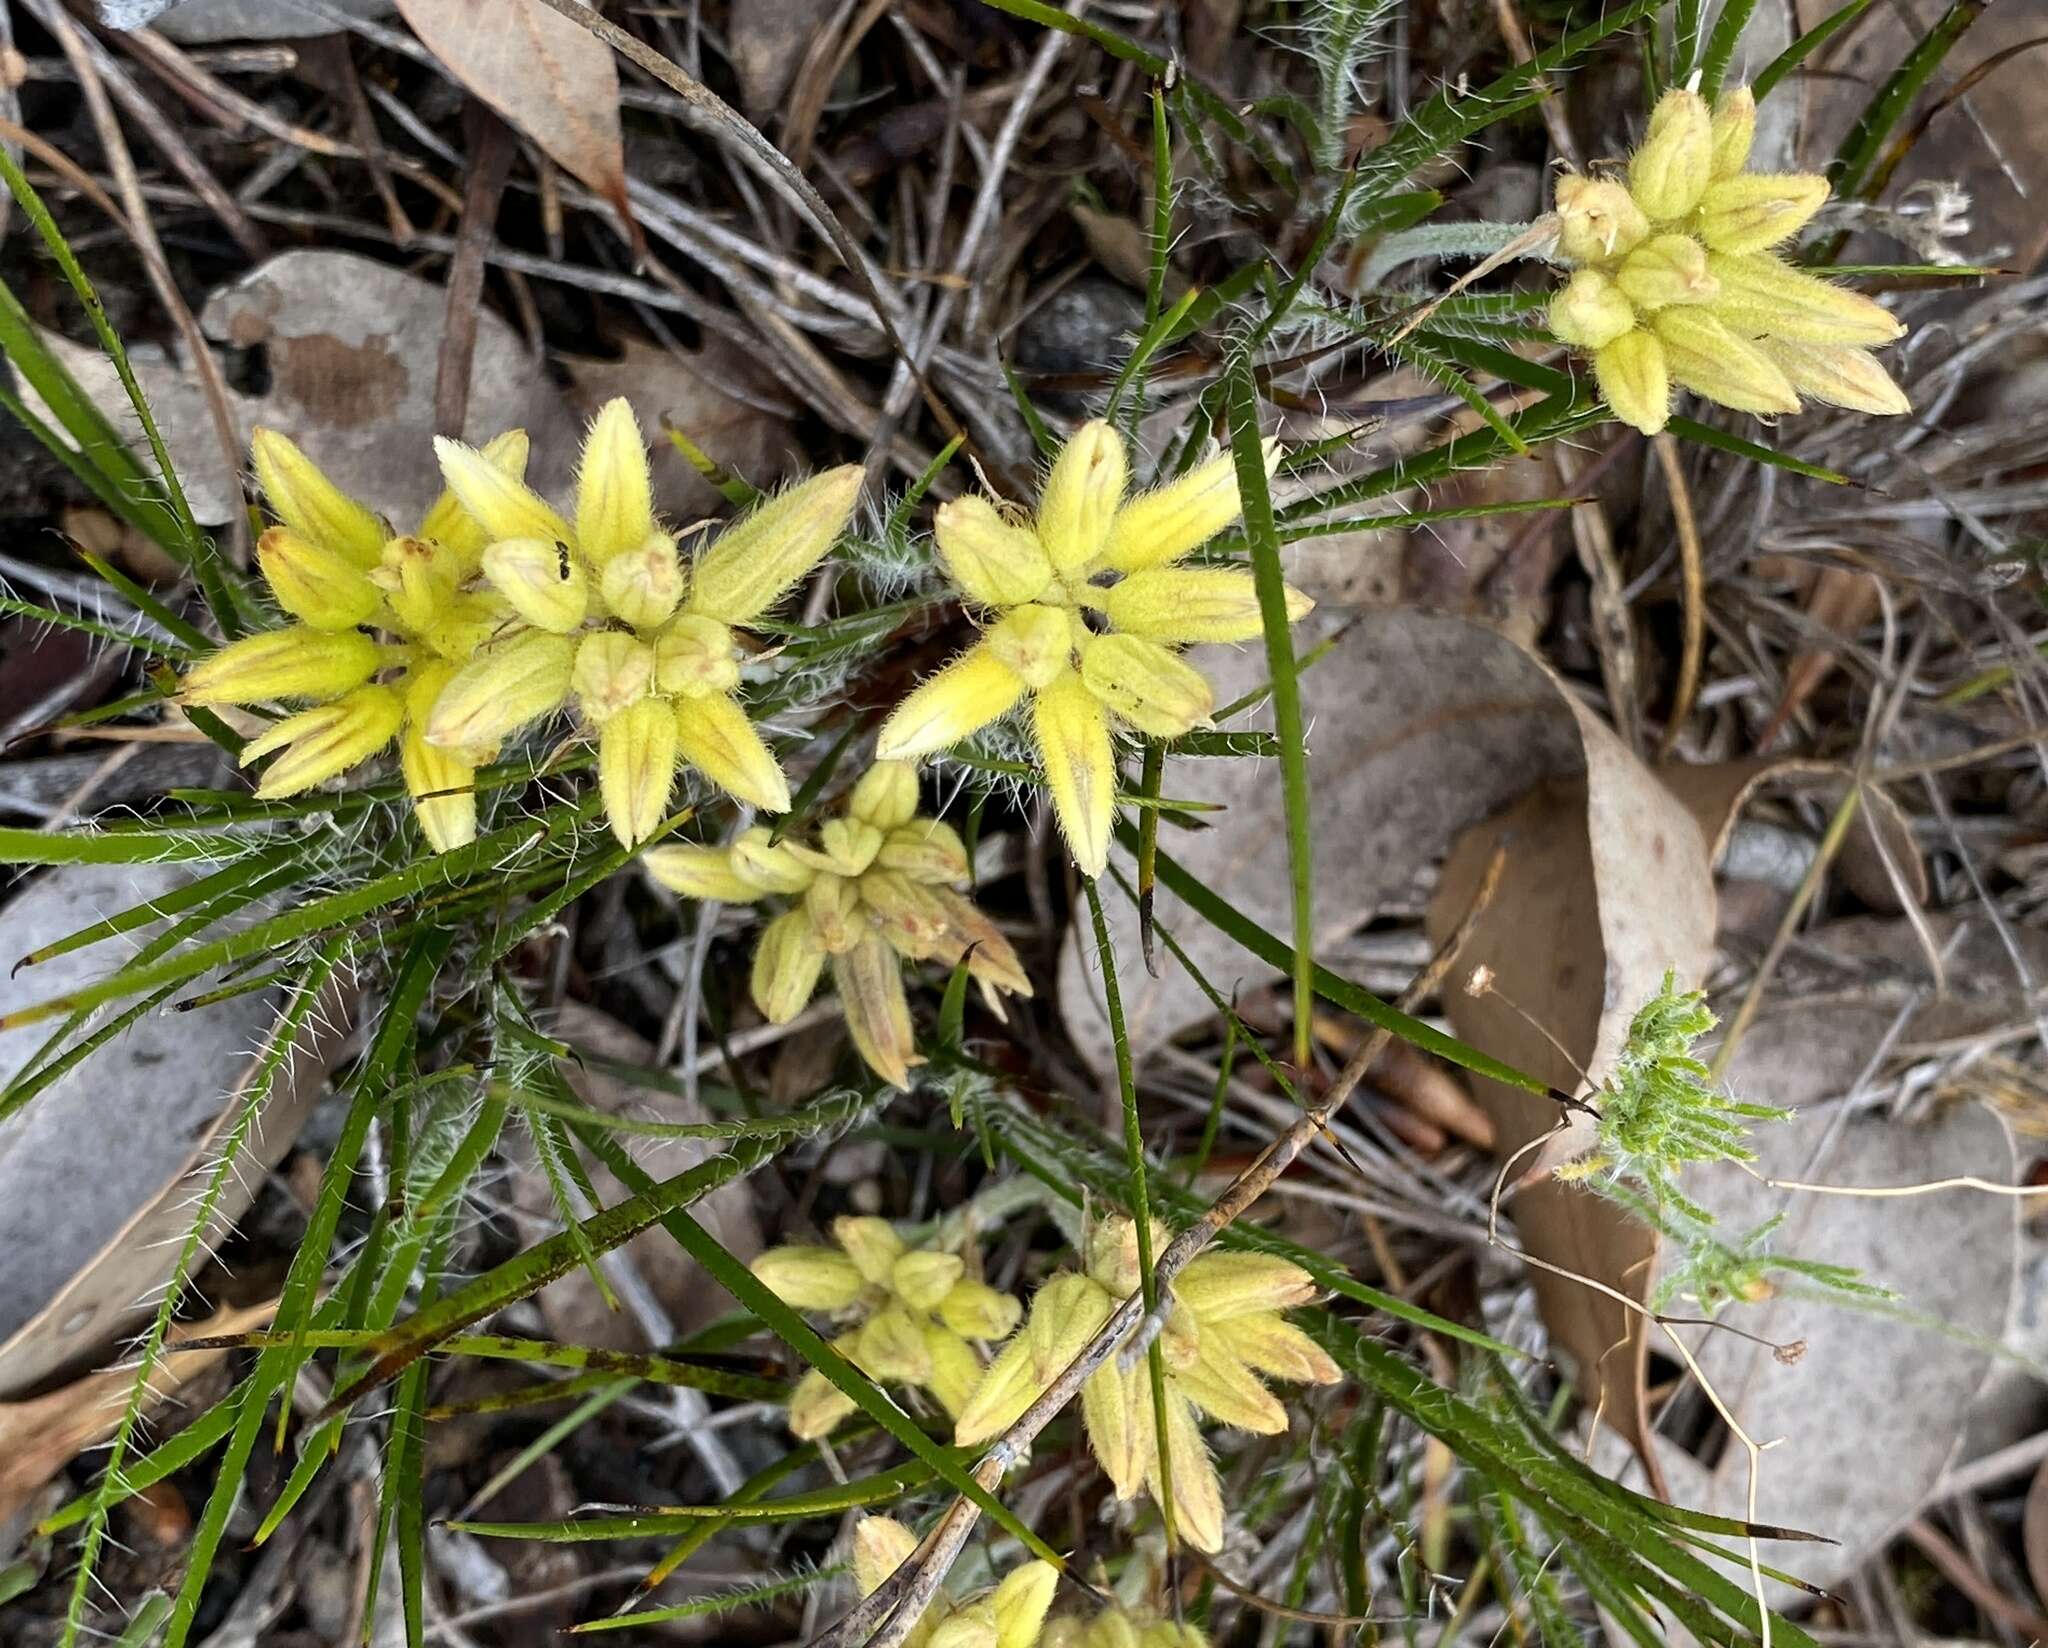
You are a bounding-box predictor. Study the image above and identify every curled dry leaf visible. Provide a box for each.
[395,0,637,246]
[0,863,348,1396]
[0,1296,278,1521]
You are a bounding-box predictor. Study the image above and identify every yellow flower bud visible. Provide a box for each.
[891,1249,966,1311]
[239,684,404,798]
[418,592,505,665]
[424,631,574,747]
[1086,1216,1159,1296]
[985,603,1076,691]
[1099,566,1312,646]
[851,1516,919,1598]
[1211,1314,1341,1385]
[400,724,478,854]
[1757,337,1911,415]
[1173,1335,1286,1434]
[1175,1252,1319,1319]
[1552,174,1649,264]
[371,534,461,638]
[1613,234,1720,311]
[1160,1299,1201,1372]
[861,869,952,960]
[729,825,816,894]
[752,1243,865,1311]
[1081,1362,1147,1499]
[924,1322,984,1420]
[1653,308,1800,414]
[1079,634,1213,738]
[805,871,863,954]
[433,433,571,546]
[1706,252,1905,345]
[1628,87,1713,220]
[1102,445,1267,574]
[938,1278,1023,1341]
[751,908,827,1023]
[688,465,863,625]
[1093,1615,1144,1648]
[597,532,685,629]
[931,1602,999,1648]
[849,760,920,831]
[954,1334,1037,1446]
[991,1562,1059,1648]
[1592,328,1672,436]
[857,1302,933,1383]
[877,644,1028,761]
[419,427,528,575]
[1695,172,1830,255]
[1709,86,1756,179]
[877,819,970,884]
[1041,1621,1087,1648]
[181,626,380,707]
[933,888,1033,1001]
[251,427,386,567]
[1155,1392,1224,1552]
[599,697,678,848]
[935,494,1055,607]
[1140,1622,1209,1648]
[1029,1273,1116,1382]
[570,631,654,723]
[651,613,740,699]
[482,537,587,634]
[1037,420,1128,572]
[644,842,759,902]
[575,397,657,564]
[789,1359,859,1440]
[1031,672,1116,879]
[673,691,791,812]
[791,817,883,878]
[831,1211,905,1285]
[1548,269,1638,350]
[834,932,923,1089]
[257,526,380,631]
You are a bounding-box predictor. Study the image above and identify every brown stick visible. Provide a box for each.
[435,103,516,438]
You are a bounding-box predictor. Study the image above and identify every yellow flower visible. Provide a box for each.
[850,1516,1057,1648]
[750,1217,1023,1441]
[1548,84,1908,435]
[427,398,862,848]
[876,421,1312,877]
[178,428,529,848]
[645,759,1029,1088]
[1044,1605,1210,1648]
[953,1218,1338,1555]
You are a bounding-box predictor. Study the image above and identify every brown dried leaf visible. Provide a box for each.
[0,1298,278,1521]
[395,0,635,241]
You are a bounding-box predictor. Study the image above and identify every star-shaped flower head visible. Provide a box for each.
[876,421,1312,878]
[645,759,1030,1088]
[178,426,524,851]
[1548,85,1909,435]
[851,1516,1058,1648]
[751,1215,1023,1440]
[422,398,862,848]
[953,1217,1339,1554]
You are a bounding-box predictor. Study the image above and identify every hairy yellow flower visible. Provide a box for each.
[850,1516,1057,1648]
[1044,1605,1210,1648]
[1548,84,1908,434]
[953,1217,1339,1554]
[750,1218,1023,1441]
[179,427,529,848]
[645,759,1028,1088]
[877,421,1311,877]
[427,398,861,847]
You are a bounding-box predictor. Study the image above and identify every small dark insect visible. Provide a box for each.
[555,541,572,580]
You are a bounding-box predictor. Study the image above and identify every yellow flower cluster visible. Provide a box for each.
[180,428,524,851]
[878,420,1312,878]
[852,1515,1057,1648]
[647,759,1030,1088]
[751,1215,1022,1439]
[1548,86,1909,436]
[953,1218,1338,1553]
